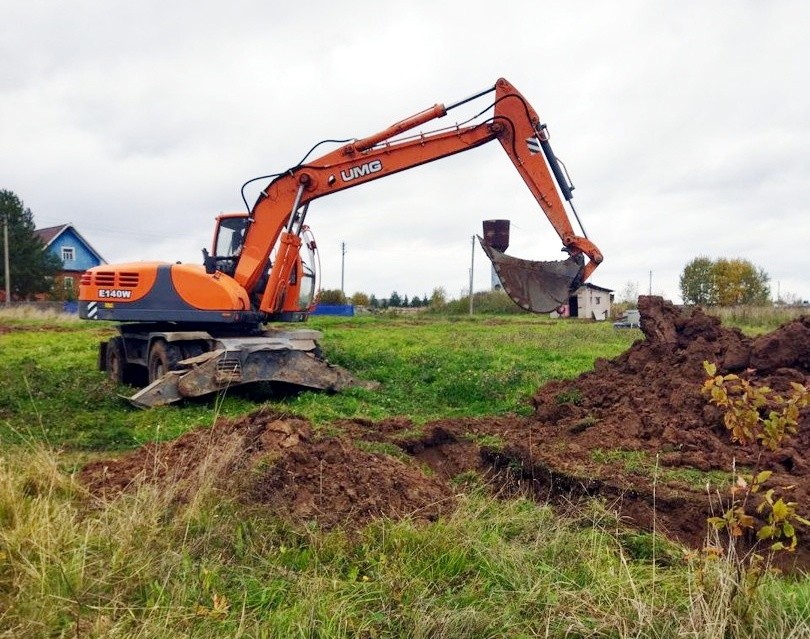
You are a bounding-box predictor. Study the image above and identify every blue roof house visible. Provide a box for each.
[35,224,106,299]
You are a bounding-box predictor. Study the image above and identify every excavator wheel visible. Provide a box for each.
[147,339,183,384]
[106,337,127,384]
[106,336,145,386]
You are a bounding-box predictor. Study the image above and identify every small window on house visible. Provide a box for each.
[595,296,601,304]
[62,247,75,261]
[63,276,74,289]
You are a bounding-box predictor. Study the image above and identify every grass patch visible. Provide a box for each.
[302,315,637,422]
[354,440,410,461]
[590,448,734,489]
[462,431,505,450]
[555,387,583,405]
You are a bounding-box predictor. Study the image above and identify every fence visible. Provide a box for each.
[310,304,355,317]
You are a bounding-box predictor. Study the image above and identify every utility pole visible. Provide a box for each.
[3,215,9,305]
[648,270,652,296]
[469,234,475,316]
[340,241,346,300]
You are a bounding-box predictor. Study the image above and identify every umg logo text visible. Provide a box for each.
[340,160,383,182]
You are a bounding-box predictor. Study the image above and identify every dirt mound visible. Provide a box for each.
[80,409,457,528]
[80,299,810,566]
[531,298,810,472]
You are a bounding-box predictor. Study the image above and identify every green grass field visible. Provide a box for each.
[1,309,808,637]
[0,314,638,450]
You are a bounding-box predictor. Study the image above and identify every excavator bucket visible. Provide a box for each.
[479,238,583,313]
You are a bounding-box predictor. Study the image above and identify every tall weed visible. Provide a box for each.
[3,444,808,637]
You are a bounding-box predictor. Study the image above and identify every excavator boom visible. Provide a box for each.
[237,78,602,315]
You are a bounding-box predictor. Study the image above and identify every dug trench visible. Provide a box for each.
[80,297,810,568]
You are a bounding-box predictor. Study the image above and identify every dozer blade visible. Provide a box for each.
[479,237,583,313]
[128,348,376,409]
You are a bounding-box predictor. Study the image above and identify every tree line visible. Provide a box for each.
[318,288,448,309]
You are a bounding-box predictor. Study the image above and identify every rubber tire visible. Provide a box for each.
[147,340,182,384]
[106,337,127,383]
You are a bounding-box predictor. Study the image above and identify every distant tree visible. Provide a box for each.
[403,294,409,307]
[369,294,379,309]
[713,258,770,305]
[679,256,718,305]
[350,291,370,306]
[422,295,429,307]
[0,190,61,300]
[388,291,402,307]
[318,288,346,304]
[429,286,447,308]
[679,256,770,306]
[410,295,422,308]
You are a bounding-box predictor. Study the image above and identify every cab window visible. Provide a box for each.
[215,217,248,257]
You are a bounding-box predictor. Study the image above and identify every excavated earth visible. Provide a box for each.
[81,297,810,567]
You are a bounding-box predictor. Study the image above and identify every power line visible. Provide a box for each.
[37,220,174,241]
[72,224,170,240]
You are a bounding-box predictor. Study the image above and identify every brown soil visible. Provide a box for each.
[80,298,810,566]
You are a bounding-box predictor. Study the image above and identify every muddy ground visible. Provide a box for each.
[81,297,810,567]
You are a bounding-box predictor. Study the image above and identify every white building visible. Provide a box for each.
[552,283,614,320]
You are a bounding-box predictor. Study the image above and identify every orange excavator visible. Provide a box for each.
[79,78,602,407]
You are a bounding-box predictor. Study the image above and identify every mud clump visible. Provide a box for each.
[81,298,810,566]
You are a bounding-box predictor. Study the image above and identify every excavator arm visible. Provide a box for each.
[234,78,602,316]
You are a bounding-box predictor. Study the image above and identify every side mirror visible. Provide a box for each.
[202,248,217,275]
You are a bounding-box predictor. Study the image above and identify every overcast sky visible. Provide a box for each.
[2,0,808,304]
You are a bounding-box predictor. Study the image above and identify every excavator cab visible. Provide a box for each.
[208,213,250,276]
[211,214,320,318]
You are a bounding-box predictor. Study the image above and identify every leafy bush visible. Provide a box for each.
[701,361,809,602]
